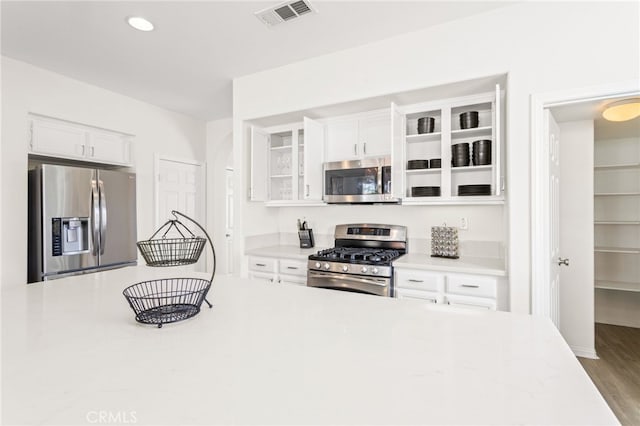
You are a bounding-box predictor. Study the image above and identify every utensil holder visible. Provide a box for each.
[299,229,314,248]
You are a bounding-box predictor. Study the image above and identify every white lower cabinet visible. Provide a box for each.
[247,256,307,286]
[394,267,503,311]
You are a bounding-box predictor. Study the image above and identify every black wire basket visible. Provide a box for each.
[124,211,216,328]
[136,218,206,267]
[123,278,211,327]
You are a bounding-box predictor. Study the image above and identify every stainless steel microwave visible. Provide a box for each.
[323,156,398,204]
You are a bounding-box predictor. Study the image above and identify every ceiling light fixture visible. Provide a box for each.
[602,98,640,122]
[127,16,154,32]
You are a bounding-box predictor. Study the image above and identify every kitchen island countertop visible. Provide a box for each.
[2,266,616,425]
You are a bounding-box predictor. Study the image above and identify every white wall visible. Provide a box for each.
[1,57,206,287]
[233,1,640,314]
[206,117,233,275]
[558,120,594,355]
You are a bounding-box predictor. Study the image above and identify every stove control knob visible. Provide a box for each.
[342,265,349,272]
[361,266,368,273]
[372,267,379,275]
[323,263,331,270]
[315,262,321,269]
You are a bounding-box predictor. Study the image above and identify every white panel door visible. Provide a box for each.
[545,110,561,329]
[157,157,205,270]
[157,158,203,225]
[225,167,234,274]
[302,117,325,201]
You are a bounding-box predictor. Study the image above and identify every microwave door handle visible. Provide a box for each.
[98,180,107,255]
[377,165,383,194]
[91,179,100,256]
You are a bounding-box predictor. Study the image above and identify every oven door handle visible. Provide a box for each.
[308,271,387,287]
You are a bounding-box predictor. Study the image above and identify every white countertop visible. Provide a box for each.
[393,253,507,276]
[246,244,325,261]
[2,266,616,425]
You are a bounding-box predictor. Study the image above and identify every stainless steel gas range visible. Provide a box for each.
[307,224,407,297]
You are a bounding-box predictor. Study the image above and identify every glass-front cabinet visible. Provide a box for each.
[250,117,325,206]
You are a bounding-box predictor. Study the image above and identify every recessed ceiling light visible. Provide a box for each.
[127,16,154,32]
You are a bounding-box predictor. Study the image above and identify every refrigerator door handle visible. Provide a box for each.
[98,180,107,255]
[91,179,100,256]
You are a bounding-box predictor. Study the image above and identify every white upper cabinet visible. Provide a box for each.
[325,109,391,162]
[29,115,133,166]
[302,117,325,201]
[249,119,325,206]
[250,125,269,202]
[399,84,504,205]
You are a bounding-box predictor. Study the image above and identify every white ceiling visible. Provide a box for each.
[1,1,514,121]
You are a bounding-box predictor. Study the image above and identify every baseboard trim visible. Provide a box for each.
[571,345,598,359]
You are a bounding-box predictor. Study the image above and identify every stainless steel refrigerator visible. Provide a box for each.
[28,164,137,282]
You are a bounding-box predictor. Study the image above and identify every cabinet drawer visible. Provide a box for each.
[279,274,307,286]
[279,259,307,277]
[248,256,277,273]
[444,294,496,311]
[395,269,445,292]
[248,271,276,284]
[395,288,443,304]
[446,274,497,298]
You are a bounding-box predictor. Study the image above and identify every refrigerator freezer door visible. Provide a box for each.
[97,170,137,267]
[41,165,98,278]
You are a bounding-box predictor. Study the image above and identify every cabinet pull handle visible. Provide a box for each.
[408,279,424,283]
[354,144,358,156]
[255,263,267,267]
[91,146,95,157]
[306,184,310,197]
[286,266,298,270]
[363,142,367,155]
[81,145,85,155]
[461,284,480,288]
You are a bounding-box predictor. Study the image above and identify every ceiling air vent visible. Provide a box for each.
[255,0,316,27]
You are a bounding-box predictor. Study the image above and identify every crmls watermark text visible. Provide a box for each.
[86,410,137,424]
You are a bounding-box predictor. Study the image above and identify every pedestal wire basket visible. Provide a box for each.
[123,211,216,328]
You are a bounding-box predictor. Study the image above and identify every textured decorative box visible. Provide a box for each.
[430,226,459,259]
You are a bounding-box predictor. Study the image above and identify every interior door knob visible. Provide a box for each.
[558,257,569,266]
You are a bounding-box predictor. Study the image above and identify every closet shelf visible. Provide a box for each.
[594,221,640,225]
[594,192,640,197]
[594,246,640,254]
[595,280,640,293]
[594,163,640,170]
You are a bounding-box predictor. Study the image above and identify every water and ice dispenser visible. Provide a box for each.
[51,217,89,256]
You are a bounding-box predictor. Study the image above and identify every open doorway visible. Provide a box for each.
[532,85,640,424]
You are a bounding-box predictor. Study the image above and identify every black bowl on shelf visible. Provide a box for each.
[459,111,479,129]
[429,158,441,169]
[411,186,441,197]
[417,116,435,134]
[407,159,429,170]
[458,184,491,196]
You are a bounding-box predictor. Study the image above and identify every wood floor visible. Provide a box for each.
[578,323,640,426]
